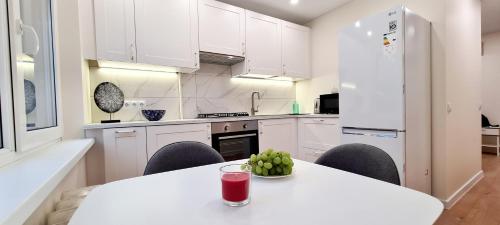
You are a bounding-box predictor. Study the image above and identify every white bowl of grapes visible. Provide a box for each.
[243,149,294,178]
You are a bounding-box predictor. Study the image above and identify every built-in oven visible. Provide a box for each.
[212,120,259,161]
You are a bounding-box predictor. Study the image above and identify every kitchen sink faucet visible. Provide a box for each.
[251,91,261,116]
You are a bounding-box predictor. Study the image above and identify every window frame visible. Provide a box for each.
[0,0,15,158]
[5,0,63,155]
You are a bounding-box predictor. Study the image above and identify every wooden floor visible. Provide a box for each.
[435,154,500,225]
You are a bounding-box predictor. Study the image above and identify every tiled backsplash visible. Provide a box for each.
[89,64,296,122]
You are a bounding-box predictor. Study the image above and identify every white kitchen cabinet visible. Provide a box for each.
[298,118,340,162]
[102,127,147,182]
[258,119,298,158]
[135,0,199,69]
[282,21,310,79]
[198,0,245,57]
[94,0,136,63]
[234,10,282,76]
[146,123,212,159]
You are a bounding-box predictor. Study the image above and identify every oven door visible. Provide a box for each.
[212,131,259,161]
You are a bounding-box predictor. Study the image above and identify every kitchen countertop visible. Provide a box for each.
[83,114,339,130]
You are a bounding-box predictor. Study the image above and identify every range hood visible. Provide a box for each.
[199,51,245,66]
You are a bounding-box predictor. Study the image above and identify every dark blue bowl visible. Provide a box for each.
[142,110,166,121]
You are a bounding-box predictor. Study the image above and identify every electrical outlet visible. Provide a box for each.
[124,100,146,108]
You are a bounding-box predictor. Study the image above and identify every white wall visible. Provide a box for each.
[297,0,482,203]
[56,0,87,139]
[443,0,482,202]
[482,32,500,124]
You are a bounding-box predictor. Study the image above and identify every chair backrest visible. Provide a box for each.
[315,143,400,185]
[144,141,225,175]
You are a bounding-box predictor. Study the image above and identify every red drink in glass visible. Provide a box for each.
[220,165,251,206]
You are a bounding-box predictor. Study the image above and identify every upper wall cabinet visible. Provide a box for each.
[198,0,245,57]
[135,0,199,69]
[231,10,310,80]
[94,0,136,63]
[282,22,311,79]
[94,0,199,72]
[244,10,282,76]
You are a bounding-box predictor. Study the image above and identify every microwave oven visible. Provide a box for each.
[319,93,339,114]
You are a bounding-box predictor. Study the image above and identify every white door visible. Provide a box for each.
[338,8,405,130]
[341,128,405,185]
[259,119,298,158]
[146,123,212,159]
[282,21,310,79]
[135,0,199,69]
[198,0,245,57]
[245,10,282,76]
[103,128,147,182]
[94,0,136,62]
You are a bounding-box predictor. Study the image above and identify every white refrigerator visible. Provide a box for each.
[338,6,431,194]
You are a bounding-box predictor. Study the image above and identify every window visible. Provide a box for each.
[0,0,62,157]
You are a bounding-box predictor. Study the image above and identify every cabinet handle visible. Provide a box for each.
[129,43,135,61]
[194,52,199,67]
[115,129,136,134]
[242,42,246,56]
[313,151,324,156]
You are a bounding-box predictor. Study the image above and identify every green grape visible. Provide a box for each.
[283,167,290,175]
[264,162,273,169]
[255,166,263,174]
[270,151,277,159]
[250,154,257,163]
[270,168,276,175]
[276,166,282,173]
[282,156,290,165]
[262,167,269,176]
[258,160,264,167]
[252,166,257,174]
[273,157,281,165]
[265,149,273,155]
[261,153,268,161]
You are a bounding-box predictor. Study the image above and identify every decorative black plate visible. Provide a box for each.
[24,79,36,114]
[94,82,124,113]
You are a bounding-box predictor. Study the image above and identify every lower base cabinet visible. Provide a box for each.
[258,119,298,158]
[146,123,212,159]
[102,127,148,182]
[298,118,340,163]
[85,118,340,184]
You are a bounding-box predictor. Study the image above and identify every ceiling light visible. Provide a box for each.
[290,0,299,5]
[367,31,373,37]
[355,21,361,28]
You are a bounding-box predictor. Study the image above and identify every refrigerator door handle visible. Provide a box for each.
[342,127,399,138]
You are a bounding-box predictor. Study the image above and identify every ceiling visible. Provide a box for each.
[482,0,500,34]
[217,0,352,25]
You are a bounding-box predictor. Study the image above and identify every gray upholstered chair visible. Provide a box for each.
[144,141,225,175]
[315,143,400,185]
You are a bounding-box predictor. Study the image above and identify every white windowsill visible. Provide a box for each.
[0,139,94,225]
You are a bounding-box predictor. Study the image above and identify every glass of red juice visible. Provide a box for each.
[220,164,251,207]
